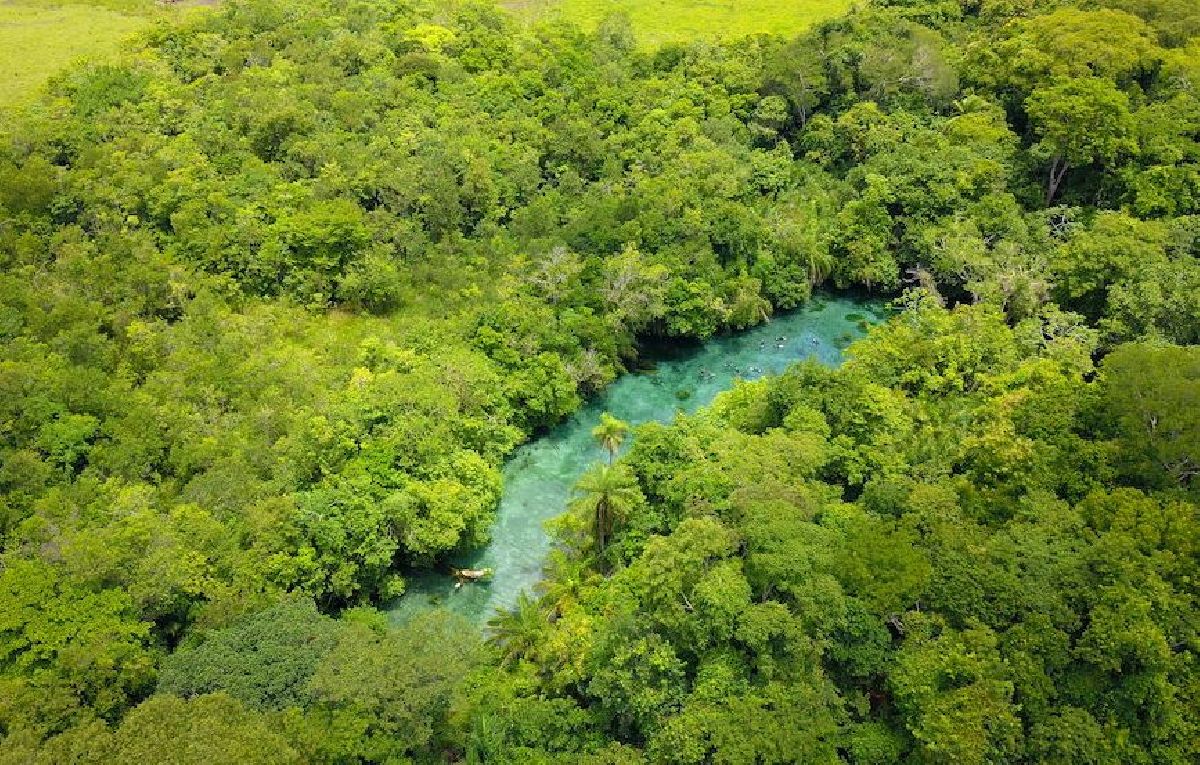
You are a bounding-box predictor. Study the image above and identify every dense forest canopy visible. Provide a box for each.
[0,0,1198,761]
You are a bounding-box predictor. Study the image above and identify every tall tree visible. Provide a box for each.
[592,413,631,465]
[1026,77,1137,205]
[572,463,641,554]
[1098,343,1200,491]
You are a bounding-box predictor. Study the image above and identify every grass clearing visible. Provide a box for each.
[0,0,148,107]
[0,0,852,109]
[509,0,852,45]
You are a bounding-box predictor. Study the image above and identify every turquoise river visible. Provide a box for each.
[387,294,885,625]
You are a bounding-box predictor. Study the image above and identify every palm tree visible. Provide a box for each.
[486,592,545,667]
[591,412,630,464]
[537,550,597,616]
[572,463,640,553]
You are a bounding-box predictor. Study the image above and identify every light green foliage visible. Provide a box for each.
[982,8,1159,89]
[592,413,631,463]
[1098,344,1200,491]
[515,0,853,46]
[646,680,842,764]
[2,692,301,764]
[571,463,644,556]
[890,622,1021,765]
[486,592,549,667]
[1027,77,1138,204]
[0,1,147,106]
[455,670,605,764]
[108,693,302,765]
[0,559,154,719]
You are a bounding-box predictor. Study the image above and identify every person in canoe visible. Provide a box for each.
[452,567,494,588]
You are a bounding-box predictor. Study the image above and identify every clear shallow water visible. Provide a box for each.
[386,294,885,626]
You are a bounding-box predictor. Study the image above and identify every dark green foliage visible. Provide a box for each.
[157,598,340,711]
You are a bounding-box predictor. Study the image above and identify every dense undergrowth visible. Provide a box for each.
[0,0,1198,762]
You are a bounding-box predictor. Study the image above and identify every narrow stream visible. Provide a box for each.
[387,294,885,625]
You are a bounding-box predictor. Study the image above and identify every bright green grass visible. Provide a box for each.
[0,0,147,106]
[509,0,852,45]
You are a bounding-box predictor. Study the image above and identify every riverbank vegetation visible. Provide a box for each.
[0,0,1198,761]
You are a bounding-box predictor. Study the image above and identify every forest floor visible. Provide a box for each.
[505,0,851,45]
